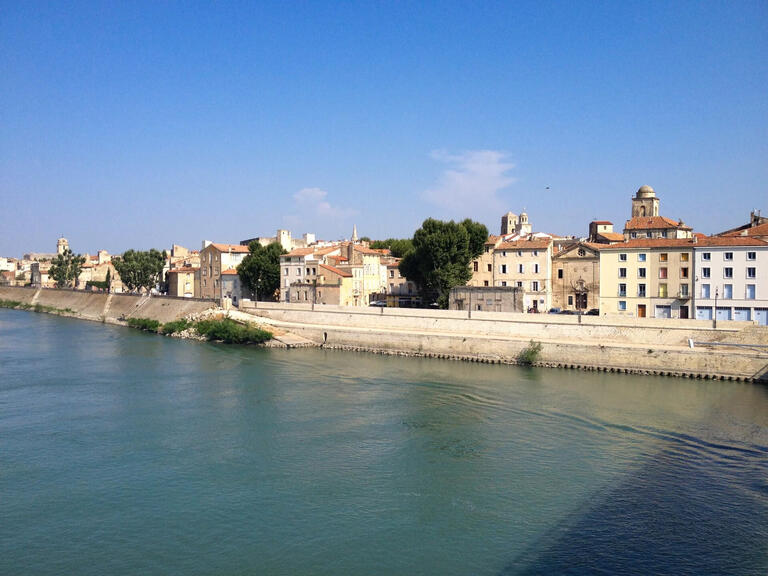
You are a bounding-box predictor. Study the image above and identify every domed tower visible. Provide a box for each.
[501,212,518,235]
[57,237,69,255]
[631,185,660,218]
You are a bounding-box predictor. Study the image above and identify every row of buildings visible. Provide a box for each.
[3,186,766,324]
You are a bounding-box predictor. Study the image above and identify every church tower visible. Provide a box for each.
[501,212,518,235]
[631,185,660,218]
[352,224,358,243]
[57,237,69,255]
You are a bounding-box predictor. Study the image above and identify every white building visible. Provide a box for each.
[692,237,768,324]
[280,246,342,302]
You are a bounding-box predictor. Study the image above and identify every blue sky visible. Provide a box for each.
[2,1,766,257]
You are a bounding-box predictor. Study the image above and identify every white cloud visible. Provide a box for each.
[423,150,516,214]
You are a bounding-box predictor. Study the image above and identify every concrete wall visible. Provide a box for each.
[243,301,768,381]
[0,286,214,325]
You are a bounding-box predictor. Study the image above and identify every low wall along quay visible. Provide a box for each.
[2,286,766,381]
[241,301,768,382]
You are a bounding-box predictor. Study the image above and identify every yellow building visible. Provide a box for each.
[599,238,694,318]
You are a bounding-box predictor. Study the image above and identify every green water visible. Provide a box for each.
[1,309,767,575]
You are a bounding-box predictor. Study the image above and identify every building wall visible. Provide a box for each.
[693,245,768,324]
[491,245,552,311]
[449,286,522,313]
[552,247,600,311]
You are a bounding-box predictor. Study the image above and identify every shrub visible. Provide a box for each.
[195,317,272,344]
[517,340,543,365]
[126,317,161,332]
[162,318,191,335]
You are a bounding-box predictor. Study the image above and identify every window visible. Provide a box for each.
[659,267,668,279]
[747,252,756,261]
[702,267,710,278]
[724,267,733,278]
[619,268,627,278]
[701,284,710,298]
[638,283,646,297]
[483,280,489,286]
[501,281,507,287]
[681,253,689,262]
[502,251,507,257]
[659,284,668,297]
[296,268,301,275]
[487,263,492,272]
[284,267,288,275]
[746,284,756,299]
[306,268,310,275]
[702,252,711,261]
[312,267,316,275]
[568,295,573,305]
[516,281,523,288]
[518,264,524,273]
[534,263,540,274]
[638,253,647,262]
[680,267,689,279]
[533,251,538,256]
[631,232,637,239]
[660,253,668,262]
[723,284,733,299]
[578,248,586,257]
[390,269,395,278]
[558,269,563,279]
[619,283,627,297]
[532,281,539,291]
[619,253,627,262]
[501,264,507,274]
[724,252,733,261]
[638,267,646,278]
[618,301,627,311]
[747,267,756,278]
[680,284,689,297]
[661,230,668,239]
[517,251,522,257]
[473,262,478,272]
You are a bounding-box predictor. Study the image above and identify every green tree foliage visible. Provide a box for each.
[237,241,286,300]
[369,238,415,258]
[112,249,167,293]
[398,218,488,308]
[49,248,86,288]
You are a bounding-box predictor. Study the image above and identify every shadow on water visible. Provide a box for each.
[498,433,768,576]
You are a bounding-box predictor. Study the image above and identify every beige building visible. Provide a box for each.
[200,243,250,300]
[551,242,601,311]
[599,238,694,318]
[287,263,356,306]
[492,238,553,312]
[167,267,200,298]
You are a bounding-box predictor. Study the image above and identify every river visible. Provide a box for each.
[1,309,767,575]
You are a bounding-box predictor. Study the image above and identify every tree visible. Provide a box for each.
[369,238,414,258]
[398,218,488,308]
[49,248,86,288]
[237,241,286,300]
[105,269,111,292]
[112,249,167,293]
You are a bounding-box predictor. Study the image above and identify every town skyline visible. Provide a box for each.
[2,2,767,257]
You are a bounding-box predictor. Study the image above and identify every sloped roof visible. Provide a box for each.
[600,238,697,250]
[496,238,552,250]
[221,268,239,275]
[319,263,352,278]
[597,232,625,242]
[693,236,768,247]
[210,243,250,253]
[624,216,692,231]
[721,222,768,238]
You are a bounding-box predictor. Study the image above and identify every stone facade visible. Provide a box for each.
[449,285,522,313]
[551,242,601,311]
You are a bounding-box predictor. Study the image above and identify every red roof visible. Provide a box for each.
[597,232,625,242]
[319,263,352,278]
[624,216,692,231]
[592,220,613,225]
[497,239,552,250]
[693,236,768,247]
[210,243,250,253]
[221,268,239,275]
[600,238,697,250]
[721,222,768,238]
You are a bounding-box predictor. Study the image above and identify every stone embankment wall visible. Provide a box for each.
[0,286,214,325]
[243,302,768,381]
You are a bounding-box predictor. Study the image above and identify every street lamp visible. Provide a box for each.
[713,287,719,329]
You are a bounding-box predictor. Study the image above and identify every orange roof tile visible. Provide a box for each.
[591,220,613,225]
[597,232,625,241]
[210,243,250,253]
[221,268,239,275]
[283,247,315,257]
[693,236,768,247]
[496,239,552,250]
[600,238,697,250]
[721,222,768,238]
[168,267,199,273]
[624,216,692,230]
[319,263,352,278]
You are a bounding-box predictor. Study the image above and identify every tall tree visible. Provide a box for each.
[460,218,489,259]
[112,249,167,293]
[237,241,286,300]
[49,248,86,288]
[399,218,485,308]
[369,238,414,258]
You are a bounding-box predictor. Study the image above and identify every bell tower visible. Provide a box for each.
[631,185,660,218]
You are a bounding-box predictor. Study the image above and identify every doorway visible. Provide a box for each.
[637,304,646,318]
[679,306,688,319]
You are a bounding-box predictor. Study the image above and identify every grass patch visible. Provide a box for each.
[126,317,161,332]
[0,299,27,309]
[1,299,71,314]
[517,340,543,365]
[195,317,272,344]
[162,318,191,335]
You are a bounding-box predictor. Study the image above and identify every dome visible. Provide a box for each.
[637,185,655,197]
